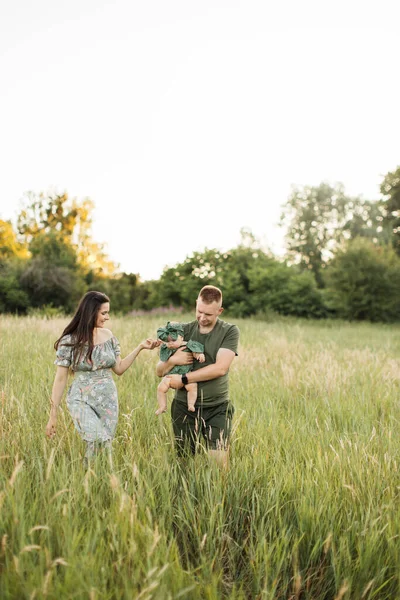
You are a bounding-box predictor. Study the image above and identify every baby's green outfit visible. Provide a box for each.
[157,322,204,375]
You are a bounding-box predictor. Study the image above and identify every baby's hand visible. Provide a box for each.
[193,352,205,363]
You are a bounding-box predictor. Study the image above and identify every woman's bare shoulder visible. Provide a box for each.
[94,328,114,345]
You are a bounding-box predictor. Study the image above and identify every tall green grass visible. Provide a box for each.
[0,314,399,599]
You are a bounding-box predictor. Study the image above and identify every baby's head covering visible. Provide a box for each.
[157,321,184,342]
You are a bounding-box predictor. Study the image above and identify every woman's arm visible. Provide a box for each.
[112,338,159,376]
[155,346,193,377]
[45,366,69,438]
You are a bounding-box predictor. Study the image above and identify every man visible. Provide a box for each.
[156,285,239,468]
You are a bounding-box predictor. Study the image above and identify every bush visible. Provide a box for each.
[20,259,85,312]
[248,261,327,318]
[0,259,30,313]
[323,238,400,321]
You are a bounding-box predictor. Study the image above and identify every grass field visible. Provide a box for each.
[0,313,400,599]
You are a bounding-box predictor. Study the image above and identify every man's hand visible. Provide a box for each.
[156,345,193,377]
[169,346,193,367]
[165,374,185,389]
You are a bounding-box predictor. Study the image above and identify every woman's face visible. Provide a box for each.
[96,302,110,328]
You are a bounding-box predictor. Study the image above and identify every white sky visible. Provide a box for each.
[0,0,399,280]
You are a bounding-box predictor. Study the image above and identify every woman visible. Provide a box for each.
[45,290,159,463]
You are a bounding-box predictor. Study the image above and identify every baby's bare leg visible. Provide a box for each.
[185,382,198,412]
[156,377,171,415]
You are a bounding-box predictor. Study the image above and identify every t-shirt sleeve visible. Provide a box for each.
[54,336,73,367]
[221,325,239,355]
[112,336,121,357]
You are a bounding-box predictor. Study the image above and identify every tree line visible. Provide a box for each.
[1,166,399,322]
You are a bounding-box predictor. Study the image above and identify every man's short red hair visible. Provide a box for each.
[198,285,222,305]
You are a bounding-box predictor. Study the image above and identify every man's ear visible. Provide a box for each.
[218,307,224,315]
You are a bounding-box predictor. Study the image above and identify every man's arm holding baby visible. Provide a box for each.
[162,348,235,388]
[155,345,193,377]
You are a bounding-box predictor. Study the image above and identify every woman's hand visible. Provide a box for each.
[46,413,57,438]
[140,338,161,350]
[114,339,161,375]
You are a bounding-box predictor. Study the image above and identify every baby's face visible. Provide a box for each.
[166,334,183,348]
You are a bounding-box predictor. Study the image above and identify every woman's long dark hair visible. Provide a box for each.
[54,291,110,367]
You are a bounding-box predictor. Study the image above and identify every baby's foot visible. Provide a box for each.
[187,403,196,413]
[155,402,167,415]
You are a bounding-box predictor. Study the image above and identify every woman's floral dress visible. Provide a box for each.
[55,335,120,443]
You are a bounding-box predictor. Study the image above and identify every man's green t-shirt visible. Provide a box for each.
[174,319,239,407]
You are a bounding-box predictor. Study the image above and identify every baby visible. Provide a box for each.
[155,321,205,415]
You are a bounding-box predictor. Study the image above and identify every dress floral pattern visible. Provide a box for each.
[55,335,120,443]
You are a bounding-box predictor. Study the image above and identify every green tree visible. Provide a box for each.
[0,220,28,259]
[29,231,79,268]
[323,238,400,322]
[158,248,229,309]
[248,260,326,318]
[380,165,400,256]
[20,233,86,311]
[0,258,30,313]
[281,182,385,287]
[156,238,327,319]
[17,190,117,276]
[95,272,140,313]
[17,191,86,241]
[156,231,312,318]
[130,279,164,312]
[155,229,274,316]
